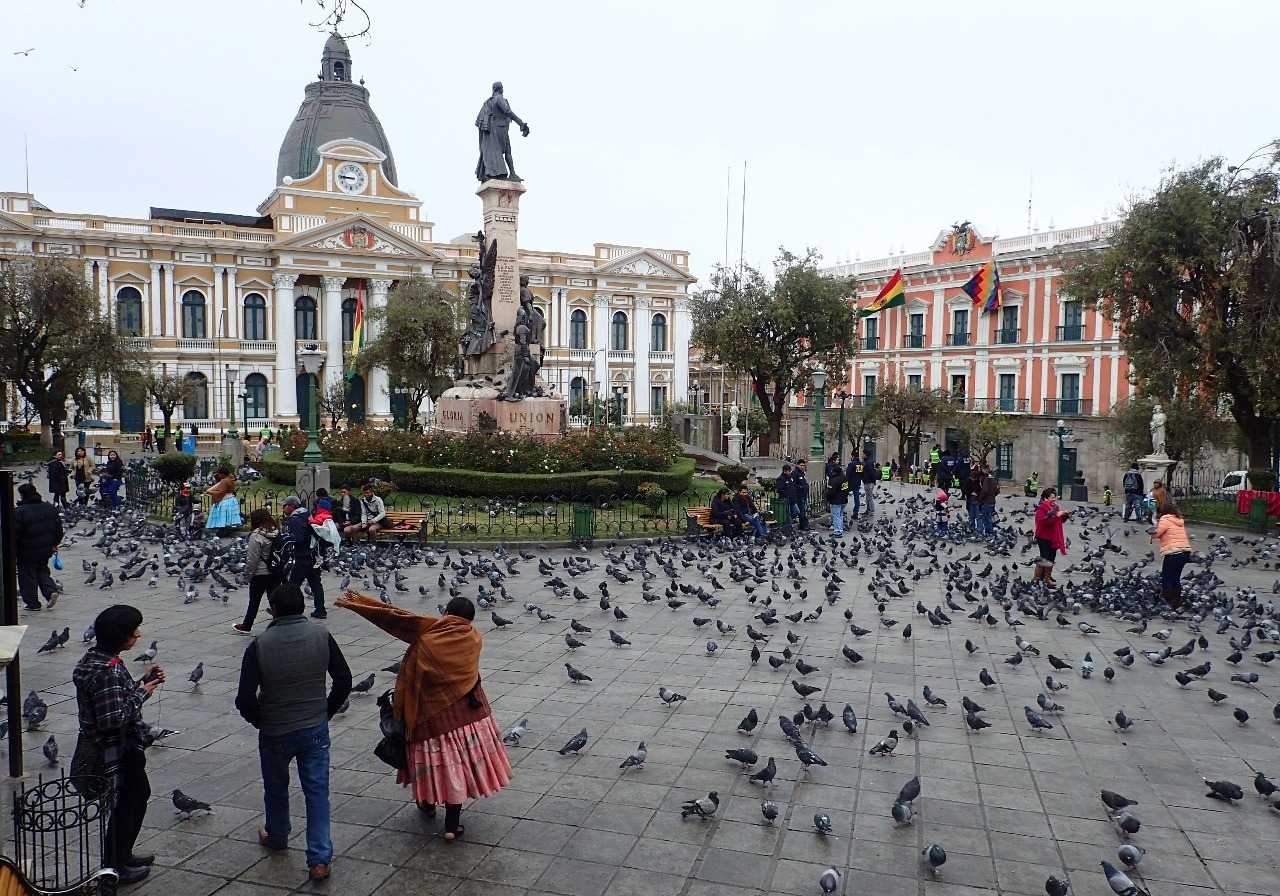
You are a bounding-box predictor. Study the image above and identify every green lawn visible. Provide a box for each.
[1180,496,1265,530]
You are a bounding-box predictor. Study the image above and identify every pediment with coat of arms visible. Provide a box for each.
[273,214,440,260]
[595,249,694,281]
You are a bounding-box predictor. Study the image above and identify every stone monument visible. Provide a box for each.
[436,83,565,438]
[726,403,744,463]
[1137,403,1174,483]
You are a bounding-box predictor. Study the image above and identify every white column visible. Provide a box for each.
[164,264,177,336]
[97,260,109,319]
[632,296,651,419]
[671,295,691,400]
[592,293,609,389]
[321,276,346,388]
[226,267,239,339]
[273,273,299,420]
[213,266,225,339]
[149,263,162,336]
[368,278,393,418]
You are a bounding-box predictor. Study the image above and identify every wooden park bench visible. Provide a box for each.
[0,857,117,896]
[369,511,433,542]
[684,506,724,537]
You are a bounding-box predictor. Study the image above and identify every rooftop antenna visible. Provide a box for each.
[738,160,747,275]
[1027,169,1034,235]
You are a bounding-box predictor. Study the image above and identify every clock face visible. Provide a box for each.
[335,162,368,195]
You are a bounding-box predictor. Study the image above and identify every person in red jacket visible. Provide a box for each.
[1033,488,1070,587]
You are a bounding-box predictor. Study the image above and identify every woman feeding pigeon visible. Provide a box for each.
[335,590,512,841]
[1033,487,1069,587]
[72,605,166,886]
[203,467,242,532]
[1150,502,1191,609]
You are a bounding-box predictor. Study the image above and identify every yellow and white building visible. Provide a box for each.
[0,34,694,435]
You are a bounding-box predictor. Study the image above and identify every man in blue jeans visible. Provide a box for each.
[236,583,352,882]
[283,495,327,618]
[792,460,811,530]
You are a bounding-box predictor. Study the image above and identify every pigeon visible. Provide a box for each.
[564,633,585,650]
[724,748,758,768]
[923,844,946,876]
[1204,778,1244,802]
[351,672,376,694]
[1113,711,1135,731]
[565,663,592,683]
[749,756,777,785]
[1024,706,1055,733]
[557,727,589,755]
[1045,675,1069,692]
[619,741,647,770]
[922,685,947,707]
[738,708,759,733]
[1045,873,1070,896]
[841,704,857,734]
[657,686,686,706]
[841,645,863,664]
[42,735,58,766]
[761,800,779,826]
[491,611,513,629]
[1117,844,1145,869]
[868,730,898,756]
[1254,772,1278,800]
[812,812,833,835]
[1231,672,1260,686]
[608,629,631,647]
[792,680,821,697]
[1100,790,1138,814]
[706,640,719,655]
[134,640,158,662]
[819,867,840,893]
[680,791,719,820]
[171,789,212,816]
[794,741,827,773]
[1078,622,1100,635]
[965,711,992,733]
[891,801,915,827]
[503,719,529,745]
[1208,688,1229,704]
[979,668,996,688]
[36,631,60,653]
[188,662,204,687]
[1114,811,1141,837]
[1234,707,1250,726]
[896,775,920,805]
[1100,860,1150,896]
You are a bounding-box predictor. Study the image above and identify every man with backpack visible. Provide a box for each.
[825,463,850,536]
[846,454,866,520]
[282,495,326,619]
[775,465,795,533]
[791,460,811,531]
[1122,464,1144,522]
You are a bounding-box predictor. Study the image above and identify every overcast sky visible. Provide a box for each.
[4,0,1277,282]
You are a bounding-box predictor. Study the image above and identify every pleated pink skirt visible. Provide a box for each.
[400,715,513,805]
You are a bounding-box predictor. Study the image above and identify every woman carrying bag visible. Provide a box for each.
[47,450,71,507]
[336,590,512,841]
[72,447,94,506]
[233,509,280,634]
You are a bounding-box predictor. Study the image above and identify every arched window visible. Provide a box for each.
[295,296,318,340]
[183,372,208,419]
[570,309,587,350]
[181,290,206,339]
[243,373,269,419]
[611,311,628,351]
[116,286,143,336]
[342,298,358,343]
[650,312,667,352]
[243,294,267,341]
[569,376,585,409]
[333,61,345,81]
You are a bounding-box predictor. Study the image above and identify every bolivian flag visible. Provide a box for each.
[961,260,1001,313]
[347,280,365,380]
[859,269,905,318]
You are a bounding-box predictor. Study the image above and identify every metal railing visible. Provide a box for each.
[1043,398,1092,415]
[903,333,925,348]
[1056,324,1084,341]
[995,328,1020,344]
[946,332,970,346]
[13,772,114,892]
[968,398,1029,413]
[860,336,879,350]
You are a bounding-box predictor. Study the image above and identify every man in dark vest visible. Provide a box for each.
[235,583,352,883]
[14,483,63,611]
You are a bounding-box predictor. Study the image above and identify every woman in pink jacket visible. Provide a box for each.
[1033,488,1069,587]
[1150,503,1191,609]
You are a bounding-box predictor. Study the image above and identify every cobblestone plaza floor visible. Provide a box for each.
[3,480,1278,895]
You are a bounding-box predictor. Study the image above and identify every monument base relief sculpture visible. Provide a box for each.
[437,82,565,437]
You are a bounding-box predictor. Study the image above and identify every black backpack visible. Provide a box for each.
[1123,471,1141,494]
[266,533,295,578]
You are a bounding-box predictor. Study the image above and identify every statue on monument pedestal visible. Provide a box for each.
[1150,404,1167,456]
[728,402,741,434]
[460,240,498,373]
[500,323,542,401]
[516,274,546,352]
[475,81,530,182]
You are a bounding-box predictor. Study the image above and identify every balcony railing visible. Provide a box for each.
[122,337,153,351]
[949,393,968,407]
[968,398,1029,413]
[1056,324,1084,341]
[903,333,925,349]
[649,351,675,363]
[860,336,879,351]
[608,350,634,362]
[568,348,596,361]
[995,328,1020,344]
[176,338,216,351]
[1044,398,1092,416]
[947,332,970,347]
[239,340,276,353]
[834,394,876,408]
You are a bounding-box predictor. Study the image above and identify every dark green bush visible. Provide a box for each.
[717,464,750,490]
[151,452,197,484]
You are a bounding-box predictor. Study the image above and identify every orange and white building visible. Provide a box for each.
[816,222,1133,490]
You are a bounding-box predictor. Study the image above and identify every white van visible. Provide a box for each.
[1220,470,1250,494]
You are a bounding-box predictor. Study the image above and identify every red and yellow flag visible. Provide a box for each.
[859,269,906,318]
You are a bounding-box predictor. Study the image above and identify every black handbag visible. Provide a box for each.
[373,689,407,770]
[69,734,108,797]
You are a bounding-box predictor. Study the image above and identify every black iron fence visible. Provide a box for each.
[12,772,114,891]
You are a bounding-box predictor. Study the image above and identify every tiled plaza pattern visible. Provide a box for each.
[3,481,1279,895]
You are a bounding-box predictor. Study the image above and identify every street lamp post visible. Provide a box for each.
[590,380,601,430]
[239,391,251,436]
[297,344,325,464]
[226,363,239,440]
[809,368,827,458]
[613,387,624,432]
[835,390,851,461]
[1050,418,1074,496]
[691,378,700,416]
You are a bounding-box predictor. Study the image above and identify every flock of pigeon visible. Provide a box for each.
[14,480,1280,893]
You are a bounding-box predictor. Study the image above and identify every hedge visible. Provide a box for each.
[262,456,695,499]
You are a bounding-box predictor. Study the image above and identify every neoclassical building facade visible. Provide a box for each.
[0,35,693,434]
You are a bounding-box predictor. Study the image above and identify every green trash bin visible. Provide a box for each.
[770,497,790,531]
[571,505,595,547]
[1249,496,1269,534]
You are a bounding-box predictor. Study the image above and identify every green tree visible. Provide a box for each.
[954,412,1015,466]
[819,402,884,461]
[120,371,197,454]
[356,274,461,427]
[1060,154,1280,467]
[1105,396,1234,475]
[690,249,858,451]
[317,379,351,429]
[0,259,137,446]
[871,384,955,471]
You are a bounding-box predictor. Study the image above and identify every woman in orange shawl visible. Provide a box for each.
[336,590,512,840]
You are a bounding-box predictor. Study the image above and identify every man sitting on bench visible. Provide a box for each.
[343,483,387,543]
[709,487,743,537]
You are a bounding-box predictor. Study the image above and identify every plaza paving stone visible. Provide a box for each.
[2,478,1279,895]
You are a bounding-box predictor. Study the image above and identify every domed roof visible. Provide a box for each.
[276,34,398,186]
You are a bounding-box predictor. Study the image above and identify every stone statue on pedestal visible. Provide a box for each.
[475,82,530,182]
[460,240,498,374]
[729,403,740,434]
[500,323,542,401]
[1150,404,1167,456]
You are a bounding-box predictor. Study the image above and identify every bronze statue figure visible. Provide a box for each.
[475,82,530,182]
[460,239,499,369]
[500,323,541,401]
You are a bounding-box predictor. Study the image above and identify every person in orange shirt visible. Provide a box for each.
[1150,503,1191,609]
